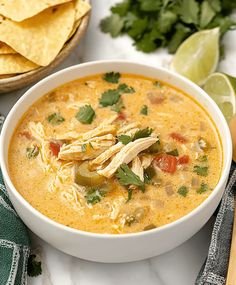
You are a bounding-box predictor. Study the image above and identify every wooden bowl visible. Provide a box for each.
[0,4,91,94]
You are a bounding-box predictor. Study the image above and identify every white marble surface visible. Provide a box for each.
[1,1,236,284]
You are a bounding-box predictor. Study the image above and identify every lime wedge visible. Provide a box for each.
[172,28,220,86]
[203,73,236,121]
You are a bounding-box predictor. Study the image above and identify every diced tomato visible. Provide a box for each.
[178,155,190,164]
[170,132,187,143]
[154,154,177,174]
[116,112,126,121]
[49,142,61,157]
[18,131,32,139]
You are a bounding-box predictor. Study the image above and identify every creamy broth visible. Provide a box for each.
[8,73,223,234]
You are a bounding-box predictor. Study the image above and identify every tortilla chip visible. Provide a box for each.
[68,0,91,39]
[0,3,75,66]
[74,0,91,21]
[0,0,72,22]
[0,42,16,54]
[0,54,38,74]
[0,74,16,79]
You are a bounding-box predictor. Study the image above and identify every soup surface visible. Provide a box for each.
[9,73,222,234]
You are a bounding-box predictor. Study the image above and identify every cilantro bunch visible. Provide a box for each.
[100,0,236,54]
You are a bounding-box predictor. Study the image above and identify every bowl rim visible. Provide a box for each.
[0,60,232,239]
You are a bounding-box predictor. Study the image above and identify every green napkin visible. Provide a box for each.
[0,117,30,285]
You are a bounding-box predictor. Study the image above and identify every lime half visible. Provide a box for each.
[203,73,236,121]
[172,28,220,86]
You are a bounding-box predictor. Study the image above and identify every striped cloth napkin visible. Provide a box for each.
[196,162,236,285]
[0,116,30,285]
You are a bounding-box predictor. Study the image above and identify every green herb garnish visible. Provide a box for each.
[197,182,209,194]
[117,134,132,145]
[147,139,161,153]
[81,144,87,153]
[27,254,42,277]
[140,105,148,115]
[193,165,209,176]
[117,83,135,93]
[47,113,65,125]
[166,149,179,156]
[116,163,145,192]
[85,187,107,205]
[126,188,133,202]
[75,105,95,124]
[103,72,120,83]
[111,97,125,113]
[154,81,162,88]
[99,89,121,107]
[198,155,208,162]
[144,166,156,183]
[178,186,188,197]
[133,127,153,141]
[100,0,236,54]
[26,146,39,159]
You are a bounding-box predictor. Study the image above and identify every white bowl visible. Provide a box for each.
[0,61,232,263]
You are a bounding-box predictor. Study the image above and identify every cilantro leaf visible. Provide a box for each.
[81,144,87,153]
[117,83,135,93]
[111,0,131,16]
[126,188,133,202]
[166,149,179,156]
[198,155,208,162]
[75,105,95,124]
[177,0,200,25]
[99,89,121,107]
[103,72,120,83]
[132,127,153,141]
[140,105,148,115]
[178,186,188,197]
[128,18,148,39]
[200,1,216,28]
[26,146,39,159]
[100,14,124,37]
[158,10,177,34]
[153,81,162,88]
[116,163,145,192]
[85,187,107,205]
[168,23,191,54]
[47,113,65,125]
[27,254,42,277]
[144,166,156,183]
[193,165,209,176]
[197,182,209,194]
[138,0,162,12]
[111,98,125,113]
[117,134,132,145]
[135,29,164,53]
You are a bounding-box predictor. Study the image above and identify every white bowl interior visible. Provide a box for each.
[0,61,232,262]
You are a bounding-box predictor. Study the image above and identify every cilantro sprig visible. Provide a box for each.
[75,105,95,124]
[47,113,65,125]
[116,163,145,192]
[117,127,153,145]
[100,0,236,54]
[103,72,120,83]
[193,165,209,176]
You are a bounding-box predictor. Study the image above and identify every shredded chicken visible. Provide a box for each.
[98,137,158,178]
[58,134,115,161]
[90,142,124,168]
[131,157,144,181]
[117,122,141,135]
[140,154,153,169]
[28,122,46,142]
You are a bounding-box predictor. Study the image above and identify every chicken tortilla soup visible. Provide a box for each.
[8,72,223,234]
